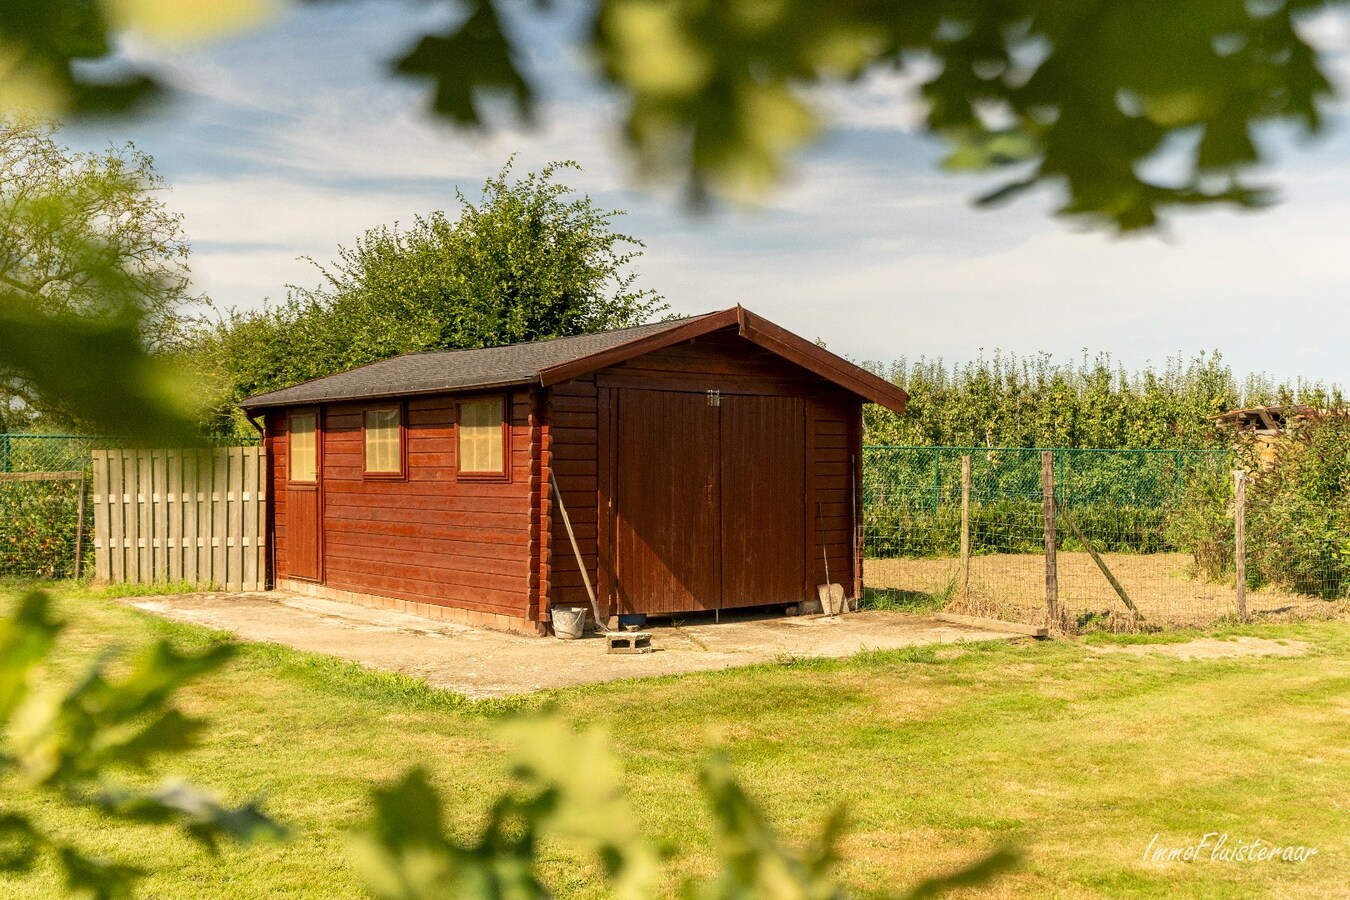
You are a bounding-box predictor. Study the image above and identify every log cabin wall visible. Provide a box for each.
[806,392,863,597]
[267,392,536,624]
[544,374,599,617]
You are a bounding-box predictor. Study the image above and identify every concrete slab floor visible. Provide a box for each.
[116,591,1021,698]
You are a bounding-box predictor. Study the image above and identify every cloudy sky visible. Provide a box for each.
[63,1,1350,388]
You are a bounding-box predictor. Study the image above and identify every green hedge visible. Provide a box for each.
[1165,418,1349,599]
[0,480,87,579]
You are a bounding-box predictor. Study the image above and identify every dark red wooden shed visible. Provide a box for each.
[241,307,908,633]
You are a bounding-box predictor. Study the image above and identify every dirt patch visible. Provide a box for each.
[116,592,1018,698]
[867,553,1335,628]
[1088,637,1310,661]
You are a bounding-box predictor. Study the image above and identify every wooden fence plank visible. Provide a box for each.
[183,451,199,584]
[93,451,110,581]
[109,451,126,583]
[197,449,212,583]
[242,447,259,591]
[212,449,228,588]
[152,449,168,581]
[167,450,182,583]
[226,446,243,590]
[136,452,152,582]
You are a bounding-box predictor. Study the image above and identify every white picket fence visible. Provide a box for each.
[92,447,267,591]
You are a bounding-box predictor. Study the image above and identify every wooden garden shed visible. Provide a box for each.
[240,306,908,634]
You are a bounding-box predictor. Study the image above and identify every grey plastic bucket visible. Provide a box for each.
[551,607,587,640]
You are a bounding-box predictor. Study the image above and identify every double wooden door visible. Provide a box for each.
[610,389,806,614]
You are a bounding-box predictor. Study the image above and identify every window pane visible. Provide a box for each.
[289,414,317,482]
[365,408,401,473]
[459,398,504,472]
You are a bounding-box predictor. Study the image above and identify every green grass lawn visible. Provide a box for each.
[2,583,1347,898]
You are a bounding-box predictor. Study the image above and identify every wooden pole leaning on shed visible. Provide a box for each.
[1234,469,1248,622]
[1042,451,1059,626]
[959,454,971,602]
[549,471,607,634]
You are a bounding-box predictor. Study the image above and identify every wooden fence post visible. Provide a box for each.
[1234,469,1247,621]
[1042,450,1059,625]
[960,454,971,601]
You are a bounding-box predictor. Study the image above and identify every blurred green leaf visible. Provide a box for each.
[899,848,1020,899]
[0,291,202,445]
[686,752,846,900]
[0,591,61,724]
[2,1,1347,230]
[393,1,532,126]
[0,117,205,441]
[97,779,289,852]
[0,594,286,895]
[352,715,661,900]
[12,639,235,785]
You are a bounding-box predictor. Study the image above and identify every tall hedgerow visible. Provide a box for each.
[862,351,1342,450]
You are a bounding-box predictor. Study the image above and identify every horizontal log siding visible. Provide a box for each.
[265,411,288,582]
[318,392,533,617]
[546,375,598,613]
[808,392,861,594]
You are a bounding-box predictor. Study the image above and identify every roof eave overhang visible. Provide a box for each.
[538,306,909,414]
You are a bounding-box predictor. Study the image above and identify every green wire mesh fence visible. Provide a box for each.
[862,447,1346,632]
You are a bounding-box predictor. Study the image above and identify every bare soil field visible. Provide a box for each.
[866,552,1344,629]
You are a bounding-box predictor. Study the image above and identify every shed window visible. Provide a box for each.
[364,407,402,474]
[289,413,317,482]
[458,397,505,474]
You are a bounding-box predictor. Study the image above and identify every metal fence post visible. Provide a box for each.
[1234,469,1247,621]
[1043,450,1059,625]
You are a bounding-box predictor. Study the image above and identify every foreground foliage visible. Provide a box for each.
[0,592,1012,898]
[4,1,1346,231]
[2,588,1343,897]
[0,117,201,444]
[0,592,284,897]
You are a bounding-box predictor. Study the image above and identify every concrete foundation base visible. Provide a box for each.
[276,579,545,636]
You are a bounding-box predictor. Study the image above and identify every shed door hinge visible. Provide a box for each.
[707,390,721,407]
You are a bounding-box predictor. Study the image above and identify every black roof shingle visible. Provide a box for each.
[239,316,699,410]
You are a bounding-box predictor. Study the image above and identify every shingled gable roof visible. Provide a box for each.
[240,306,908,414]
